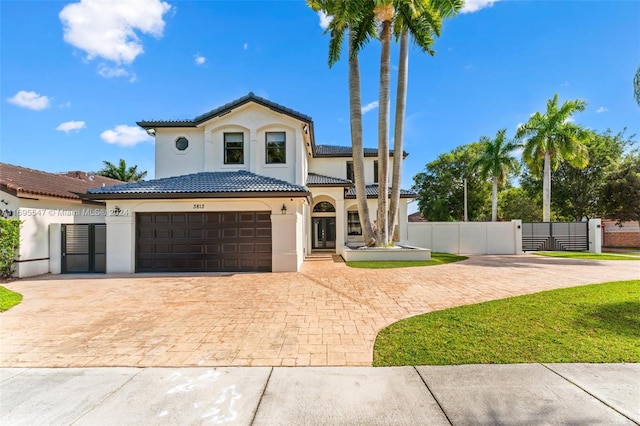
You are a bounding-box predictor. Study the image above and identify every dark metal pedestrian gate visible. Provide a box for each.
[522,222,589,251]
[62,224,106,273]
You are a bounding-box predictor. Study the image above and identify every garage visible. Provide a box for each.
[136,211,272,273]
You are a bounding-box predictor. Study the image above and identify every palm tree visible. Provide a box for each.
[309,0,378,245]
[471,129,520,221]
[310,0,461,245]
[516,94,590,222]
[388,0,462,239]
[98,159,147,182]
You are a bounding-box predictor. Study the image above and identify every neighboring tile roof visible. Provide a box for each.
[86,170,310,199]
[0,163,122,201]
[137,92,313,128]
[344,184,417,199]
[408,212,428,222]
[306,173,352,187]
[314,144,407,158]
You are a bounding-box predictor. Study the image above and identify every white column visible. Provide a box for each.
[512,219,523,254]
[106,212,135,273]
[335,197,345,254]
[588,218,602,254]
[49,223,62,274]
[271,213,299,272]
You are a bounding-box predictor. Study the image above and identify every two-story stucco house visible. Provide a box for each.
[86,93,416,273]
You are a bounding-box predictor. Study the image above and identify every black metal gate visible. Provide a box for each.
[62,224,106,273]
[522,222,589,251]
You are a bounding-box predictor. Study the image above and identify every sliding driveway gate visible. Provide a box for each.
[522,222,589,251]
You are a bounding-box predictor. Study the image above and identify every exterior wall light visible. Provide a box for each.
[281,204,287,215]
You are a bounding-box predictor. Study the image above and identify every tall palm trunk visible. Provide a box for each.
[349,30,375,245]
[491,177,498,222]
[377,17,392,245]
[543,151,552,222]
[388,31,408,240]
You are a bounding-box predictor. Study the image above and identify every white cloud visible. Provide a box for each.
[564,117,575,124]
[7,91,51,110]
[195,55,206,65]
[361,101,379,114]
[56,120,86,133]
[100,125,153,147]
[97,64,129,78]
[460,0,499,13]
[318,10,332,30]
[243,43,248,50]
[59,0,172,64]
[59,101,72,108]
[596,106,609,114]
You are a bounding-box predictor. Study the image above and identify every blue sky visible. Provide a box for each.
[2,0,639,202]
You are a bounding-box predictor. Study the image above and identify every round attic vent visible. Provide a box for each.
[175,137,189,151]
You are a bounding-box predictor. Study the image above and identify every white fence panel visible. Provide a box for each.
[406,220,522,255]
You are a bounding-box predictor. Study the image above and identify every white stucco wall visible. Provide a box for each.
[155,103,307,186]
[309,157,392,185]
[406,221,523,255]
[103,197,306,273]
[154,129,205,179]
[1,191,106,278]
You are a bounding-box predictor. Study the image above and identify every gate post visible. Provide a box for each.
[588,218,602,254]
[49,224,62,274]
[512,220,523,253]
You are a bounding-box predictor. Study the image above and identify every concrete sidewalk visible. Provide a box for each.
[2,364,638,425]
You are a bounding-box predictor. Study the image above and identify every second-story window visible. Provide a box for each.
[224,133,244,164]
[374,160,379,183]
[266,132,286,164]
[346,161,354,181]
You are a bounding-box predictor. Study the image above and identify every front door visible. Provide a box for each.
[312,217,336,249]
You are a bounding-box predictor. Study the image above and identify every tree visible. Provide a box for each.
[551,129,633,220]
[601,153,640,225]
[498,187,541,222]
[97,159,147,182]
[413,143,492,221]
[311,0,461,245]
[309,0,378,245]
[471,129,519,221]
[388,0,462,239]
[516,93,590,222]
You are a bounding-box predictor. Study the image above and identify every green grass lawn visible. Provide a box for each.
[345,253,467,269]
[373,280,640,366]
[0,285,22,312]
[533,251,640,260]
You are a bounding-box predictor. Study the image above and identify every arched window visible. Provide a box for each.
[313,201,335,213]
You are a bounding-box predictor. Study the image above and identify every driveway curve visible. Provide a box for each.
[1,254,638,367]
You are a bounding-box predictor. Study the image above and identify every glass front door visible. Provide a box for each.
[312,217,336,250]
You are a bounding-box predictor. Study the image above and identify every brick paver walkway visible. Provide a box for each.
[1,254,638,367]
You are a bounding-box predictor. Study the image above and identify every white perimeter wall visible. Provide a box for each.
[1,191,106,278]
[406,220,523,255]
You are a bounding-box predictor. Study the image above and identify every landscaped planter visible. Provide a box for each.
[342,245,431,262]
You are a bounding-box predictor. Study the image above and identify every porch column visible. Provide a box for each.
[336,197,345,254]
[271,213,299,272]
[105,210,135,273]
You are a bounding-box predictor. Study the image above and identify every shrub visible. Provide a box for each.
[0,218,20,278]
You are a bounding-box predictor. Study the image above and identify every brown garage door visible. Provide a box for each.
[136,212,272,273]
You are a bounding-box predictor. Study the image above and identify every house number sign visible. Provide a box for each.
[193,204,205,209]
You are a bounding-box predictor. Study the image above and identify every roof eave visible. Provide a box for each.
[83,191,312,201]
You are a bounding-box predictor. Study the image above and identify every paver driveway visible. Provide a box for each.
[1,254,638,367]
